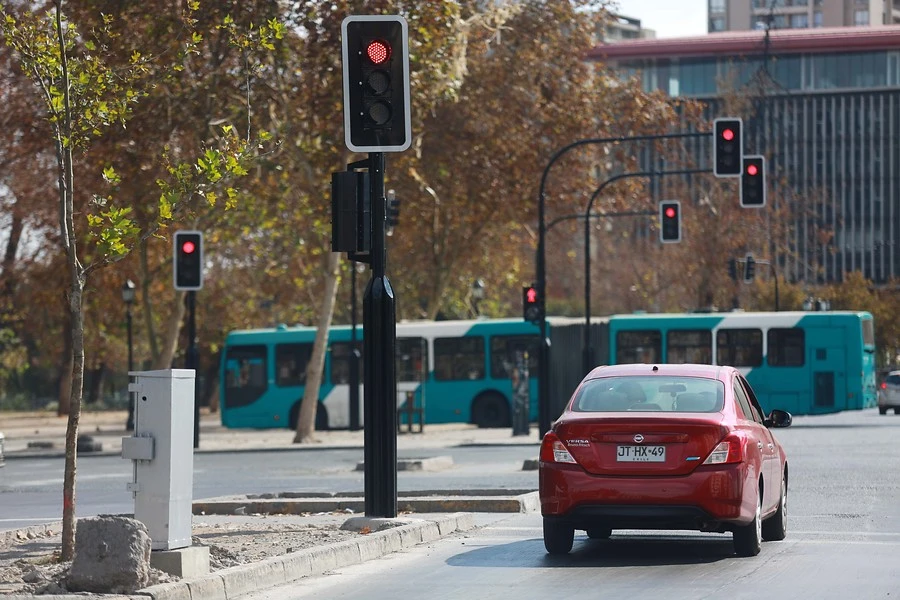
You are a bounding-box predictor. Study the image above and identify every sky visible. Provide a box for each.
[611,0,708,38]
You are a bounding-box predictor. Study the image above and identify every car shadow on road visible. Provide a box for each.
[446,534,735,568]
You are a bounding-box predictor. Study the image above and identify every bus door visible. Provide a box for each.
[810,345,846,412]
[397,337,428,427]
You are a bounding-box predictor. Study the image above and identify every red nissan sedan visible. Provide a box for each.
[539,363,792,557]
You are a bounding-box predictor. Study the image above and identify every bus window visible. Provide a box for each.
[667,330,712,364]
[616,330,661,363]
[397,337,427,382]
[223,345,267,408]
[490,335,539,378]
[716,329,763,367]
[276,343,312,386]
[768,328,805,366]
[862,319,875,349]
[330,342,363,385]
[434,337,485,381]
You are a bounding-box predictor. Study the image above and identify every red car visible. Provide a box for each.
[539,363,792,557]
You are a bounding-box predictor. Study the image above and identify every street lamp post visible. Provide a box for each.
[122,279,136,431]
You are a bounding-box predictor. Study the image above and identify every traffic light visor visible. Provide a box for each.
[366,40,391,64]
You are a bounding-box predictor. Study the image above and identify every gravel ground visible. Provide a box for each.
[0,512,367,596]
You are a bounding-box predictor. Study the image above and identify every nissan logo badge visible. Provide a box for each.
[633,434,644,443]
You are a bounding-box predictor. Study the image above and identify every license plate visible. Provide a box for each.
[616,445,665,462]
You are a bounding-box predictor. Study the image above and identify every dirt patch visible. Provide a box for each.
[0,513,364,596]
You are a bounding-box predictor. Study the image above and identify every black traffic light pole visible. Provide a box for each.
[582,168,710,374]
[536,131,708,438]
[185,290,199,449]
[349,265,361,431]
[363,151,398,518]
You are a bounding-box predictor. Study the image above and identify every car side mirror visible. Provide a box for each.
[765,409,792,428]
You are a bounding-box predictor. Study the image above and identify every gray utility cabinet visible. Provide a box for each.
[122,369,195,551]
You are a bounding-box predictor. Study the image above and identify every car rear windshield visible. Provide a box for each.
[572,376,725,413]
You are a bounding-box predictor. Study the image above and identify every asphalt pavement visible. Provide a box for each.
[0,409,542,600]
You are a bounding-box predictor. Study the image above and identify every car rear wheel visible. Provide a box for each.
[762,471,787,541]
[543,518,574,555]
[733,486,762,557]
[586,527,611,540]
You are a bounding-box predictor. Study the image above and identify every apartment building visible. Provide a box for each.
[709,0,900,32]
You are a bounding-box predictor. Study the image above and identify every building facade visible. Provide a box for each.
[709,0,900,33]
[589,27,900,285]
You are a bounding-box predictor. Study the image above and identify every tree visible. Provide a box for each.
[1,0,276,559]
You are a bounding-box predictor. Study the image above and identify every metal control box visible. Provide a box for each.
[123,369,195,550]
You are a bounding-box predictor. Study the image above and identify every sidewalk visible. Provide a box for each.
[0,408,541,460]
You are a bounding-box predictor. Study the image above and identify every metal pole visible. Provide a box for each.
[125,306,134,431]
[363,151,397,518]
[349,266,361,431]
[537,131,709,438]
[186,291,199,449]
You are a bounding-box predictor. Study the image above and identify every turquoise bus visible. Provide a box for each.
[606,311,877,415]
[220,318,563,430]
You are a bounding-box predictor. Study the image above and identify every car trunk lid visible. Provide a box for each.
[555,414,730,476]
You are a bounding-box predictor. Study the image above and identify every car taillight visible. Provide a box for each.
[540,432,577,464]
[703,435,744,465]
[881,382,887,390]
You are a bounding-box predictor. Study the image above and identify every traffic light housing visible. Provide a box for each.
[740,155,766,208]
[174,231,203,291]
[744,255,756,283]
[341,16,411,153]
[728,258,738,282]
[713,117,742,177]
[659,200,681,243]
[523,284,542,324]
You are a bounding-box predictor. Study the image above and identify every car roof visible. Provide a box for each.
[586,363,732,381]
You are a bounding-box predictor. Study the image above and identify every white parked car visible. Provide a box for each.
[878,371,900,415]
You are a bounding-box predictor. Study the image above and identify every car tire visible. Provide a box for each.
[586,527,611,540]
[879,407,888,415]
[543,518,574,555]
[733,486,762,557]
[762,471,787,542]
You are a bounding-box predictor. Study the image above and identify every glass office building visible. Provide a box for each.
[589,26,900,284]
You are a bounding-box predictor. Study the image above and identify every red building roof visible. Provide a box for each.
[587,26,900,61]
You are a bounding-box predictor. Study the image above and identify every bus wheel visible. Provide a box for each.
[471,393,511,429]
[315,404,329,431]
[288,402,329,431]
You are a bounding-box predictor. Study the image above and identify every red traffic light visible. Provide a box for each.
[746,164,759,176]
[664,206,676,219]
[182,241,196,254]
[722,128,735,141]
[526,287,537,304]
[366,40,391,64]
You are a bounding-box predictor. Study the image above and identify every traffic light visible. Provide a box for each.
[744,255,756,283]
[740,155,766,208]
[341,16,411,153]
[174,231,203,291]
[728,258,738,282]
[659,200,681,243]
[523,284,542,324]
[713,117,742,177]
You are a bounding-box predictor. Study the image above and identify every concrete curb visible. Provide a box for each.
[137,512,476,600]
[193,491,539,515]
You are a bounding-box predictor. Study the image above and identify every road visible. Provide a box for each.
[246,409,898,599]
[0,445,537,531]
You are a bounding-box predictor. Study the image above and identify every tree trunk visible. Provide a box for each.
[153,292,186,369]
[56,317,73,416]
[294,250,341,443]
